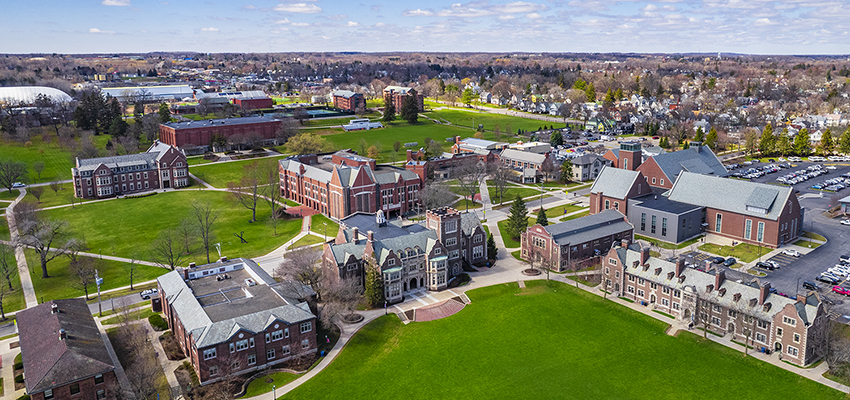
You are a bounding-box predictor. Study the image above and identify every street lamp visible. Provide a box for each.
[95,269,104,317]
[323,222,327,241]
[273,385,276,399]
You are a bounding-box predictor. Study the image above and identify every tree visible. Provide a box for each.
[16,203,70,278]
[317,278,362,328]
[489,161,512,205]
[559,159,574,183]
[819,128,834,155]
[125,258,139,290]
[175,218,197,255]
[29,186,44,202]
[461,88,474,106]
[760,123,776,155]
[275,117,299,145]
[108,117,129,137]
[133,102,144,119]
[705,127,718,150]
[744,129,758,155]
[32,161,44,181]
[536,209,549,226]
[506,196,529,241]
[382,96,396,122]
[117,306,161,400]
[393,140,402,154]
[540,157,558,183]
[226,161,264,222]
[49,180,61,195]
[776,131,793,156]
[364,260,384,307]
[158,103,171,123]
[416,182,456,212]
[839,127,850,155]
[694,127,705,142]
[260,159,284,235]
[487,233,498,261]
[69,256,96,300]
[286,132,329,155]
[794,128,811,156]
[275,248,324,300]
[550,131,563,147]
[367,145,379,159]
[453,158,486,211]
[358,138,368,155]
[585,82,596,102]
[192,201,219,263]
[140,113,160,143]
[0,159,27,192]
[0,245,16,292]
[150,228,184,270]
[400,89,419,124]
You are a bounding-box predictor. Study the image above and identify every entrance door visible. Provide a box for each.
[775,342,782,352]
[410,278,418,290]
[162,180,170,188]
[650,295,656,304]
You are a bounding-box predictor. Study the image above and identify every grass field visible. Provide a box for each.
[25,250,168,304]
[495,218,534,249]
[487,182,543,205]
[311,214,339,238]
[190,156,284,188]
[454,198,482,210]
[0,217,9,242]
[532,203,585,219]
[562,210,590,221]
[0,248,26,314]
[243,371,300,397]
[281,280,844,400]
[25,183,91,209]
[426,109,563,134]
[288,235,323,250]
[40,191,303,263]
[635,235,702,250]
[698,243,772,263]
[0,129,115,184]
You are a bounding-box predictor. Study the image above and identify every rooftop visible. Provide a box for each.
[542,209,633,246]
[631,189,703,215]
[163,115,281,130]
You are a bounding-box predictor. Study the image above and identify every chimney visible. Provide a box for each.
[676,258,685,277]
[406,149,413,161]
[620,238,630,249]
[352,227,360,244]
[759,282,771,305]
[182,267,189,280]
[796,294,807,302]
[59,328,66,340]
[640,247,650,265]
[220,256,227,263]
[51,303,58,314]
[692,142,702,153]
[367,230,375,243]
[715,269,726,289]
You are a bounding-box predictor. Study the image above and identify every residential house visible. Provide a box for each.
[499,148,554,183]
[569,154,612,182]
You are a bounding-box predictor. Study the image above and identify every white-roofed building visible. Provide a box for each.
[0,86,72,104]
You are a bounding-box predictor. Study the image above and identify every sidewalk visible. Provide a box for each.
[6,189,37,308]
[0,336,23,400]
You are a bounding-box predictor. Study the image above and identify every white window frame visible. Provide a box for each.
[300,321,312,333]
[203,348,217,360]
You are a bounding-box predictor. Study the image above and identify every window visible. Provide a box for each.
[672,302,680,310]
[757,320,769,329]
[638,278,645,285]
[794,333,801,343]
[272,330,285,341]
[144,171,148,179]
[300,321,312,333]
[661,218,667,237]
[97,390,106,399]
[446,237,457,246]
[95,374,104,384]
[662,298,669,306]
[449,250,459,259]
[715,213,722,233]
[250,337,255,348]
[434,248,441,255]
[121,174,126,182]
[388,259,395,266]
[673,290,681,298]
[130,183,134,191]
[711,316,721,326]
[662,287,670,294]
[203,348,217,360]
[628,275,635,282]
[609,258,618,266]
[787,346,798,357]
[282,345,291,355]
[70,383,80,395]
[473,245,484,258]
[248,353,256,365]
[210,366,219,376]
[445,220,457,233]
[651,215,656,234]
[757,222,764,242]
[783,316,796,326]
[605,200,610,209]
[745,219,752,240]
[614,202,619,211]
[756,332,767,343]
[777,327,783,337]
[532,237,546,248]
[650,282,657,289]
[652,177,656,184]
[637,289,645,297]
[44,389,54,400]
[641,213,646,231]
[728,310,737,318]
[267,349,276,359]
[236,339,249,351]
[660,179,664,185]
[474,234,483,243]
[145,181,149,189]
[627,286,634,293]
[712,304,721,312]
[302,339,310,349]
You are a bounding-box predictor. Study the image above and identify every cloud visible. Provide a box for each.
[492,1,548,14]
[102,0,130,6]
[274,2,322,13]
[405,1,547,18]
[275,18,291,24]
[754,18,777,26]
[291,22,310,26]
[499,15,515,20]
[526,13,542,19]
[347,21,360,26]
[403,8,434,16]
[242,5,256,9]
[201,27,219,32]
[89,28,115,34]
[374,22,386,27]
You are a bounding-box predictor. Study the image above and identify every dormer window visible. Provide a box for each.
[733,293,742,302]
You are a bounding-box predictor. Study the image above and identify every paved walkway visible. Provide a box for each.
[94,316,136,399]
[1,336,23,400]
[6,189,37,308]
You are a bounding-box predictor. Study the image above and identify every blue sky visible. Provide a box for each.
[2,0,850,54]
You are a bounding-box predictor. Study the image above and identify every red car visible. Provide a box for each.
[832,286,850,296]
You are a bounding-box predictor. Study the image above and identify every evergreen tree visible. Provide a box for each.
[705,127,718,149]
[400,89,419,123]
[536,209,549,226]
[550,131,563,147]
[364,261,384,307]
[759,123,776,156]
[819,128,834,155]
[382,96,396,122]
[133,103,144,119]
[793,128,811,156]
[776,131,793,156]
[506,196,528,241]
[682,140,689,149]
[694,127,705,142]
[158,103,171,123]
[487,233,498,261]
[585,82,596,102]
[614,87,624,100]
[839,127,850,154]
[108,117,129,137]
[560,159,573,183]
[603,88,615,105]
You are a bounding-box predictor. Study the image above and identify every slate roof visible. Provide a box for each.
[339,212,428,241]
[74,140,182,173]
[589,166,642,199]
[458,138,506,150]
[332,90,361,99]
[572,154,607,166]
[667,172,793,221]
[650,144,727,180]
[163,116,280,130]
[375,230,438,265]
[461,212,484,236]
[500,148,547,164]
[157,258,315,349]
[17,299,114,394]
[541,210,632,246]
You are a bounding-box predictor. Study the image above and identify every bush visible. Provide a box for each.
[149,314,168,331]
[124,192,157,199]
[14,361,22,370]
[17,395,30,400]
[15,374,24,383]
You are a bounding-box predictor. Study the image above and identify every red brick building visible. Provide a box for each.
[279,151,422,219]
[602,240,826,366]
[383,86,424,112]
[331,90,366,112]
[159,116,282,150]
[234,97,274,110]
[72,140,188,199]
[17,299,117,400]
[158,257,317,385]
[588,166,652,214]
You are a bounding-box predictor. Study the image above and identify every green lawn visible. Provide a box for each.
[190,157,285,188]
[243,371,300,398]
[562,210,590,221]
[101,308,158,326]
[301,117,356,127]
[496,219,522,248]
[311,214,339,238]
[26,183,91,209]
[26,250,168,304]
[288,235,323,250]
[802,231,827,241]
[698,243,773,263]
[40,190,303,263]
[487,182,543,205]
[794,240,822,249]
[0,216,9,242]
[0,129,117,184]
[532,203,585,219]
[282,280,842,400]
[635,235,702,250]
[425,109,562,134]
[0,191,19,201]
[454,198,482,210]
[0,247,26,314]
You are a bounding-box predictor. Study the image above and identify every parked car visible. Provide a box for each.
[802,281,820,291]
[832,286,850,296]
[711,257,726,264]
[817,275,839,285]
[781,249,801,257]
[841,220,850,226]
[11,182,25,188]
[140,288,158,300]
[723,258,737,267]
[755,261,775,270]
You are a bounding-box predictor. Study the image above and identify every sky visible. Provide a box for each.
[2,0,850,55]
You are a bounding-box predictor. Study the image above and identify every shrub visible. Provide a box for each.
[124,192,157,199]
[15,374,24,383]
[14,361,23,370]
[149,314,168,331]
[17,395,30,400]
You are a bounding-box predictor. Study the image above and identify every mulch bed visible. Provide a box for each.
[159,332,186,360]
[522,268,542,276]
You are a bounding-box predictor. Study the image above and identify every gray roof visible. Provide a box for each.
[375,230,438,265]
[542,210,632,246]
[278,159,333,182]
[157,258,315,349]
[332,90,361,99]
[459,138,505,149]
[163,115,280,130]
[650,144,727,180]
[572,154,607,166]
[589,166,641,200]
[631,191,703,215]
[500,148,547,164]
[339,212,428,242]
[667,172,793,221]
[75,140,182,173]
[461,212,483,236]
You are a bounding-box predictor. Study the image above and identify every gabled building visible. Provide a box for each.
[569,154,612,182]
[323,208,487,304]
[17,299,117,400]
[637,142,727,189]
[158,257,317,385]
[499,148,554,183]
[589,166,652,215]
[602,240,826,366]
[72,140,188,199]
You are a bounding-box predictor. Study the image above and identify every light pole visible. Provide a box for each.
[95,269,103,317]
[273,385,276,399]
[323,222,327,241]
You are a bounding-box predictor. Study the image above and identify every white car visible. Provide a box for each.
[11,182,25,188]
[841,220,850,226]
[139,288,158,300]
[782,249,801,257]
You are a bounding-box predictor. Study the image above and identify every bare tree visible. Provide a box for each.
[192,201,219,263]
[49,180,61,194]
[69,256,96,300]
[453,158,486,211]
[697,299,713,339]
[117,309,160,400]
[125,257,139,290]
[416,182,456,212]
[275,248,324,300]
[227,162,263,222]
[0,245,15,291]
[488,160,512,205]
[0,159,27,193]
[540,156,558,183]
[140,114,160,143]
[175,218,197,255]
[15,202,70,278]
[318,278,362,328]
[261,159,284,235]
[32,161,44,181]
[150,228,184,270]
[29,186,44,202]
[275,117,299,145]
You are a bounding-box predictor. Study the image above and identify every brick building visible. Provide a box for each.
[589,166,653,215]
[521,210,634,271]
[383,86,424,112]
[72,140,188,199]
[324,208,487,304]
[157,257,317,385]
[602,240,826,366]
[159,116,283,150]
[603,141,727,189]
[17,299,117,400]
[279,151,422,219]
[331,90,366,112]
